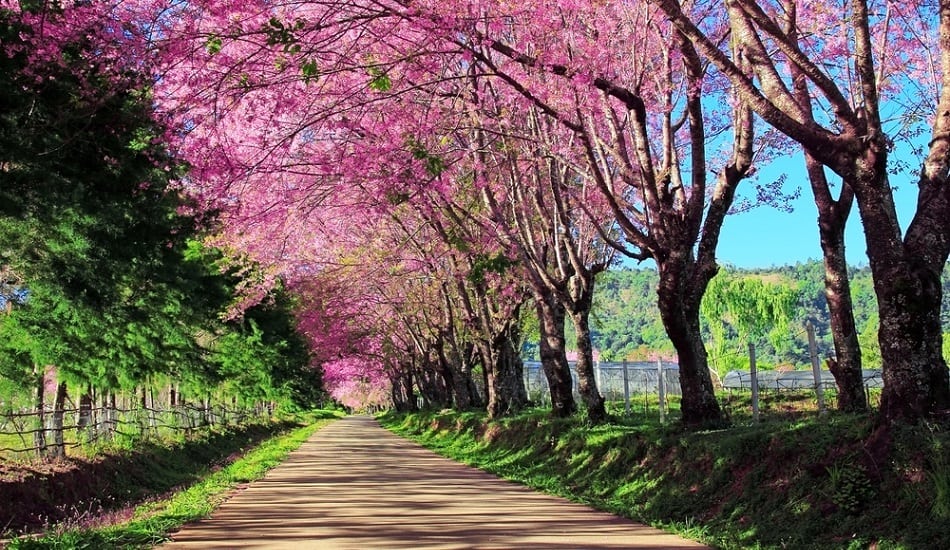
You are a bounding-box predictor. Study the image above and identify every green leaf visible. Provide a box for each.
[425,156,445,177]
[205,35,223,56]
[128,128,153,152]
[406,138,445,176]
[301,59,320,83]
[368,68,392,92]
[468,253,517,284]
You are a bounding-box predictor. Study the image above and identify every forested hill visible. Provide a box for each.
[588,260,950,373]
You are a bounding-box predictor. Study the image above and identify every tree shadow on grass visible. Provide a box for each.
[0,421,301,536]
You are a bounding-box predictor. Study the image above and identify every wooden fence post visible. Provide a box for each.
[749,343,759,422]
[33,369,47,459]
[105,392,117,440]
[595,359,603,398]
[657,357,666,424]
[524,365,531,399]
[622,360,630,416]
[807,321,827,414]
[50,381,68,459]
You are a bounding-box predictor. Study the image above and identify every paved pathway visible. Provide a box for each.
[161,416,707,549]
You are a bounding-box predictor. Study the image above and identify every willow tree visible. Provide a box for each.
[701,270,800,373]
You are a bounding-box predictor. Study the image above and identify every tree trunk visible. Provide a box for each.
[479,348,490,406]
[656,261,723,426]
[431,353,454,409]
[569,308,606,424]
[416,354,452,409]
[201,395,211,426]
[794,69,867,412]
[851,151,950,422]
[414,358,432,409]
[818,217,867,412]
[459,344,483,408]
[440,288,482,409]
[493,323,528,415]
[149,386,157,429]
[50,381,68,459]
[479,322,529,419]
[439,352,468,410]
[875,261,949,421]
[402,367,418,411]
[390,364,417,412]
[535,297,577,418]
[198,397,207,426]
[478,343,499,418]
[77,385,94,442]
[99,391,111,440]
[439,337,478,410]
[139,386,151,435]
[566,269,607,424]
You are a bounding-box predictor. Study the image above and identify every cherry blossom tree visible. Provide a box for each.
[288,176,530,415]
[460,102,617,422]
[10,0,866,426]
[447,2,766,425]
[651,0,950,423]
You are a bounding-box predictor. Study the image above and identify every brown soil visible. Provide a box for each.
[0,423,290,537]
[0,455,136,535]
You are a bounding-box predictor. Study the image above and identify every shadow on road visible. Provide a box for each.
[161,416,707,549]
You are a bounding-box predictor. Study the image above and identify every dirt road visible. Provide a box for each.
[160,415,708,549]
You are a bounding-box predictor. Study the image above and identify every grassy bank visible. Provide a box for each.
[379,407,948,549]
[3,410,341,549]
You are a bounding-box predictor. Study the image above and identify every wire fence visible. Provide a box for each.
[524,360,884,420]
[722,369,883,390]
[524,360,680,420]
[0,402,272,461]
[525,360,679,401]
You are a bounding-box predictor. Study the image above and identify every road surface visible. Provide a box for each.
[160,415,708,549]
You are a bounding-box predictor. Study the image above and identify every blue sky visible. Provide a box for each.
[715,153,918,269]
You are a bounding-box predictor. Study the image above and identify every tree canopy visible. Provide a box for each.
[2,0,949,422]
[0,7,322,412]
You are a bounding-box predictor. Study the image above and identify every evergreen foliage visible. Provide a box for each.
[0,10,322,412]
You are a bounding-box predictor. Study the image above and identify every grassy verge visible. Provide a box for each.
[5,410,341,549]
[379,407,948,550]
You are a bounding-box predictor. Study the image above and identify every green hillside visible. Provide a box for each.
[584,261,950,374]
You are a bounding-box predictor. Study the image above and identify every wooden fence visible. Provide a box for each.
[0,402,272,461]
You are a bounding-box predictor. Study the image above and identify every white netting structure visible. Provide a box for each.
[523,361,884,400]
[523,361,681,400]
[722,369,883,390]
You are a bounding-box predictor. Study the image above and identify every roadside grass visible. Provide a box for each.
[379,404,949,550]
[4,410,341,549]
